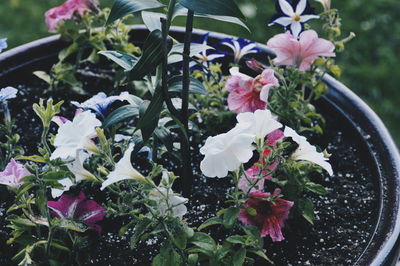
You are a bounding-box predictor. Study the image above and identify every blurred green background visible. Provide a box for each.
[0,0,399,144]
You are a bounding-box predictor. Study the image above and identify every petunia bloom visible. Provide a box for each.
[51,178,74,199]
[284,126,333,175]
[45,0,98,32]
[226,67,280,113]
[0,159,30,189]
[0,38,7,53]
[269,0,319,38]
[71,92,130,118]
[191,33,225,69]
[238,189,293,241]
[0,87,18,101]
[100,144,149,190]
[149,186,188,219]
[266,30,335,71]
[51,111,101,160]
[220,38,259,64]
[200,129,255,178]
[67,150,96,183]
[48,192,106,233]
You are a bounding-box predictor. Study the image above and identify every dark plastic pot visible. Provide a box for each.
[0,26,399,265]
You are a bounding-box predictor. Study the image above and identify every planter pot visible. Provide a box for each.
[0,26,399,265]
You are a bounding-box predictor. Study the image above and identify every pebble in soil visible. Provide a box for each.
[0,77,379,266]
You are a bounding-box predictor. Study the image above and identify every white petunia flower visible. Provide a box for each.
[284,126,333,176]
[67,150,96,182]
[235,109,283,140]
[200,129,255,178]
[51,111,101,160]
[269,0,319,38]
[0,87,18,101]
[100,144,148,190]
[51,178,74,198]
[149,187,188,219]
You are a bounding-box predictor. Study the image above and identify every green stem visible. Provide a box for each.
[41,126,51,156]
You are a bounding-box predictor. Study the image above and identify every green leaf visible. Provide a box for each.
[130,218,153,249]
[103,104,140,128]
[6,215,36,228]
[17,155,46,163]
[136,88,163,142]
[57,219,89,233]
[168,75,207,95]
[223,207,240,229]
[168,43,213,64]
[300,198,315,225]
[173,4,249,31]
[198,216,223,230]
[152,244,182,266]
[190,232,216,252]
[179,0,244,19]
[107,0,165,25]
[225,235,245,245]
[98,50,138,71]
[188,254,198,266]
[141,11,165,32]
[42,171,70,182]
[129,30,171,80]
[248,249,274,265]
[242,226,262,247]
[232,248,246,266]
[170,222,188,250]
[33,71,51,85]
[154,126,174,151]
[305,182,327,195]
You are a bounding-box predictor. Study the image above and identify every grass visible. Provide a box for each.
[0,0,399,144]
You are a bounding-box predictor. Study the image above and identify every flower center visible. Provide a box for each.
[292,13,301,22]
[258,202,273,216]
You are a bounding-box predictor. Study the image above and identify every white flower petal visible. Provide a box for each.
[284,126,333,176]
[300,14,320,23]
[149,188,188,219]
[67,150,96,182]
[279,0,295,16]
[271,16,293,27]
[290,21,302,38]
[51,178,74,199]
[236,109,283,139]
[296,0,307,14]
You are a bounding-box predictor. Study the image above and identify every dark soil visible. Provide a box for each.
[0,70,379,266]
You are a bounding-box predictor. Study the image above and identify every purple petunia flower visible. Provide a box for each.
[48,192,106,233]
[268,0,319,38]
[220,38,259,64]
[0,38,7,53]
[0,159,30,189]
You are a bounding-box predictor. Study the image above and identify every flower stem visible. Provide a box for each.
[41,126,51,155]
[180,10,194,196]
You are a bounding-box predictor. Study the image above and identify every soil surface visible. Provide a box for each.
[0,68,379,266]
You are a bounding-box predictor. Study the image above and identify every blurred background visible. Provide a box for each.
[0,0,399,144]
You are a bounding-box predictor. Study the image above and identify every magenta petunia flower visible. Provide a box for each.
[45,0,98,32]
[238,130,284,192]
[0,159,30,188]
[226,68,279,113]
[238,189,293,242]
[48,192,106,233]
[266,30,335,71]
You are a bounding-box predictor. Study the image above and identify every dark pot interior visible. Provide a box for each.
[0,26,399,265]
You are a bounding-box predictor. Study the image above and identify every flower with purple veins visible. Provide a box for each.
[0,38,7,53]
[220,38,259,64]
[48,192,106,233]
[191,33,225,70]
[71,92,130,118]
[268,0,319,38]
[0,87,18,101]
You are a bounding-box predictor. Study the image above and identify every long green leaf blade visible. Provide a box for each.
[179,0,244,19]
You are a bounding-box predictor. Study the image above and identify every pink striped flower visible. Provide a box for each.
[226,68,279,113]
[45,0,98,32]
[48,192,106,233]
[238,189,293,242]
[266,30,335,71]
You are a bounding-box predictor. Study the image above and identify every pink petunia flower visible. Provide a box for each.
[266,30,335,71]
[238,189,293,242]
[226,67,279,113]
[0,159,30,189]
[48,192,106,233]
[45,0,98,32]
[238,130,284,193]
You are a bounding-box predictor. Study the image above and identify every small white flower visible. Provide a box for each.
[269,0,319,38]
[221,38,259,63]
[51,178,74,198]
[149,187,188,219]
[0,87,18,101]
[200,129,255,178]
[235,109,283,140]
[100,144,148,190]
[51,111,101,160]
[284,126,333,176]
[67,150,96,182]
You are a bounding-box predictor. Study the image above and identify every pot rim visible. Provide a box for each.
[0,25,399,265]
